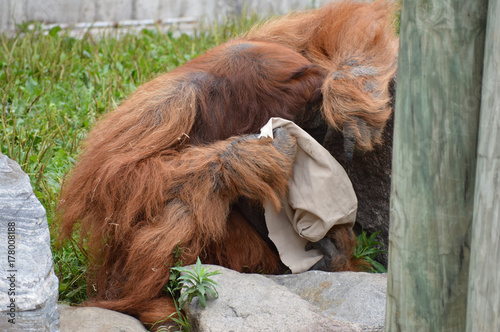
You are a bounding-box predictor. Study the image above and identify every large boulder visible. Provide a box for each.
[58,305,147,332]
[0,153,59,331]
[268,271,387,331]
[186,265,386,332]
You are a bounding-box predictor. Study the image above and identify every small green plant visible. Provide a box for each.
[160,292,190,332]
[354,230,387,273]
[165,244,185,299]
[171,258,221,309]
[158,244,190,331]
[160,253,221,331]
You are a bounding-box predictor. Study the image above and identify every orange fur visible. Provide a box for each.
[246,0,399,150]
[203,211,282,273]
[57,1,398,328]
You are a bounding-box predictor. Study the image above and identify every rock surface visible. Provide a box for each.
[0,153,60,331]
[56,266,387,332]
[268,271,387,331]
[186,266,386,332]
[58,305,148,332]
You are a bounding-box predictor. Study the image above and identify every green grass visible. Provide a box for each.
[355,231,387,273]
[1,11,391,306]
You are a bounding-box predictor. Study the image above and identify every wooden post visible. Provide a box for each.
[466,0,500,330]
[386,1,488,331]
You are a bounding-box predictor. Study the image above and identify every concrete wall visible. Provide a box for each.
[0,0,329,32]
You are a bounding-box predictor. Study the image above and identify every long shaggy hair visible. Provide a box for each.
[246,0,398,151]
[57,1,398,328]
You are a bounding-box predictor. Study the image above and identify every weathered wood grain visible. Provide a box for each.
[386,1,488,331]
[466,0,500,330]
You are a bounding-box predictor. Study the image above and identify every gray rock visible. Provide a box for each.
[268,271,387,331]
[58,305,148,332]
[186,265,371,332]
[0,153,59,331]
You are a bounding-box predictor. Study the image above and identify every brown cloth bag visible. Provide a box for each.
[260,118,357,273]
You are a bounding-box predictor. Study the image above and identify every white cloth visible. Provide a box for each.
[260,118,358,273]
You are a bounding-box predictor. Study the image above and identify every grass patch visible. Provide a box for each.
[355,231,387,273]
